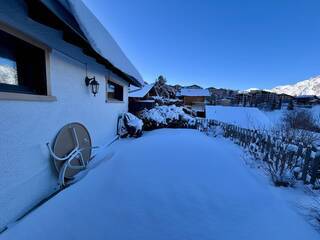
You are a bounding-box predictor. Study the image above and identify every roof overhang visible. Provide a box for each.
[27,0,142,87]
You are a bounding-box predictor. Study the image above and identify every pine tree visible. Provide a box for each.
[278,97,282,109]
[287,100,294,110]
[271,99,277,110]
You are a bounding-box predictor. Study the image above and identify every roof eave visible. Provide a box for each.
[37,0,142,87]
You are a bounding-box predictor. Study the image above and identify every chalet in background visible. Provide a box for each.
[235,91,320,109]
[236,90,287,109]
[294,95,320,107]
[205,88,320,110]
[207,87,238,106]
[225,90,320,109]
[177,88,210,117]
[128,84,156,113]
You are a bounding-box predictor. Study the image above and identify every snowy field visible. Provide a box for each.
[206,106,273,129]
[1,129,319,240]
[263,106,320,128]
[206,105,320,130]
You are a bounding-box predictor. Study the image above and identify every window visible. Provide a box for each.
[107,80,123,102]
[0,28,47,95]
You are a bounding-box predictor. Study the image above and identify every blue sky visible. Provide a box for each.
[83,0,320,90]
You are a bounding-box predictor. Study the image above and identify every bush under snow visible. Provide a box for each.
[118,113,143,138]
[138,105,195,130]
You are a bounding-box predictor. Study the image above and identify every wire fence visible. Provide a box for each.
[196,118,320,188]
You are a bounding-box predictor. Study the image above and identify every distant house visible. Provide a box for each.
[278,93,294,104]
[215,97,233,106]
[294,95,320,107]
[236,90,288,109]
[129,83,182,113]
[249,90,279,108]
[177,88,210,117]
[0,0,143,230]
[128,84,156,112]
[207,87,238,105]
[235,90,298,109]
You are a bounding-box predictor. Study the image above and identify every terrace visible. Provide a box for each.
[1,129,318,240]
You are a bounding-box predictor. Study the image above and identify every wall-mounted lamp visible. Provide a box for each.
[85,76,99,96]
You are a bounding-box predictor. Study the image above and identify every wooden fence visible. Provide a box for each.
[196,118,320,188]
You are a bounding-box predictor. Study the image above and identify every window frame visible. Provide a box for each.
[106,76,124,103]
[0,23,55,101]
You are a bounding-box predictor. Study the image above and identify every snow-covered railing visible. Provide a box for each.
[196,118,320,188]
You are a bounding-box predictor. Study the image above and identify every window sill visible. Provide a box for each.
[0,92,57,102]
[106,99,124,104]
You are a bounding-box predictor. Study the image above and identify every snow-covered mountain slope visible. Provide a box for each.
[239,88,260,93]
[270,76,320,96]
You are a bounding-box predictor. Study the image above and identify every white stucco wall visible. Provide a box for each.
[0,0,135,230]
[0,49,129,230]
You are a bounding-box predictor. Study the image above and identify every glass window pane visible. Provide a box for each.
[106,80,123,101]
[0,55,18,86]
[0,28,47,95]
[108,83,115,93]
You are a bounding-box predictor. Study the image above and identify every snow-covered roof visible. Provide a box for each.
[129,85,140,92]
[178,88,210,97]
[129,84,155,98]
[57,0,144,86]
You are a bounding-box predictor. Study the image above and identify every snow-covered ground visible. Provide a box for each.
[206,106,273,129]
[263,106,320,128]
[1,129,319,240]
[261,109,284,126]
[206,105,320,130]
[241,152,320,232]
[311,105,320,119]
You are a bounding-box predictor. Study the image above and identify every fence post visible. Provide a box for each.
[302,146,312,183]
[310,147,320,186]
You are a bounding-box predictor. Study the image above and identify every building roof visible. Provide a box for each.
[39,0,143,86]
[129,84,155,98]
[129,85,141,92]
[178,88,210,97]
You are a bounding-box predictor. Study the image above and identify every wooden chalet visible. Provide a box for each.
[236,90,295,109]
[177,88,210,117]
[128,83,157,113]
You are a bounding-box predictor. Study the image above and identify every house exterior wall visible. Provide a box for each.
[0,1,129,230]
[0,50,129,232]
[183,96,205,105]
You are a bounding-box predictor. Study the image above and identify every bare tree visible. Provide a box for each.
[282,109,320,132]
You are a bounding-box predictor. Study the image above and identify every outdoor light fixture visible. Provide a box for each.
[85,76,99,96]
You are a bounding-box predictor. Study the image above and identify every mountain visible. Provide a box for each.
[270,76,320,96]
[184,84,203,89]
[241,88,260,93]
